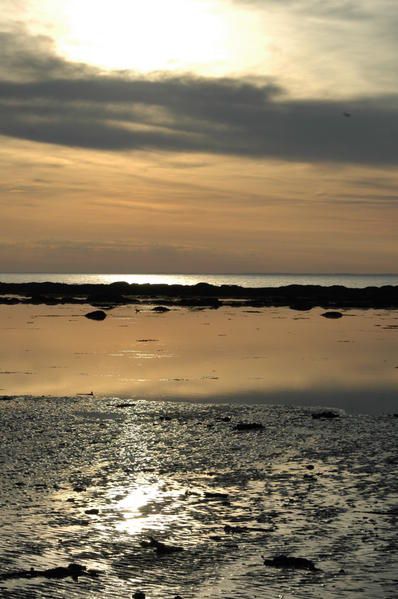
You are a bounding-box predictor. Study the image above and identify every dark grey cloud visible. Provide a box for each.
[1,27,398,164]
[0,26,92,81]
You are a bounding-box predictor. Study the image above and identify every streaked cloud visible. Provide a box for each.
[0,27,397,164]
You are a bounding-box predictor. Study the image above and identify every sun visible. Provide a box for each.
[52,0,231,74]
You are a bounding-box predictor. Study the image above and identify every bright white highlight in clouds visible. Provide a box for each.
[32,0,262,75]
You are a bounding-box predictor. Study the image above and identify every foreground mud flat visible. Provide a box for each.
[1,398,397,598]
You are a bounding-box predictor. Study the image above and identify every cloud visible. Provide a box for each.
[231,0,384,21]
[0,25,91,82]
[0,27,398,164]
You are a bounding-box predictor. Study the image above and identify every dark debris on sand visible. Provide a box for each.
[0,563,99,582]
[312,411,341,420]
[141,537,184,555]
[234,422,264,432]
[263,555,319,571]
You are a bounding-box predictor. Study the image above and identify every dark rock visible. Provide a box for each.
[133,592,146,599]
[85,310,107,321]
[218,416,231,423]
[85,508,99,515]
[152,306,171,313]
[225,523,272,533]
[204,492,229,500]
[263,555,318,571]
[142,537,183,555]
[234,422,264,432]
[290,303,313,311]
[306,465,315,470]
[224,524,248,533]
[2,281,398,309]
[116,403,135,409]
[312,411,340,420]
[0,563,98,582]
[176,297,221,308]
[45,563,87,580]
[321,311,343,319]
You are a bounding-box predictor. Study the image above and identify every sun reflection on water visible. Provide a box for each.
[115,482,180,536]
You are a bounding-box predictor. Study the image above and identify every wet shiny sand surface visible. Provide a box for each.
[1,399,397,598]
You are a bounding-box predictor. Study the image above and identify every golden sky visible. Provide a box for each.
[1,0,397,273]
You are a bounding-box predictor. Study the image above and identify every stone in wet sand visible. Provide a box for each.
[312,411,340,420]
[0,562,98,582]
[85,310,107,321]
[142,537,183,555]
[234,422,264,432]
[321,311,343,319]
[263,555,318,571]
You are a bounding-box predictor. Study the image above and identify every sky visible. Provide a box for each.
[1,0,397,273]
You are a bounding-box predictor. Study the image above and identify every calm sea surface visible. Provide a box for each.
[0,273,397,287]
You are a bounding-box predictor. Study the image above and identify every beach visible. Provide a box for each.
[1,292,398,598]
[1,397,397,598]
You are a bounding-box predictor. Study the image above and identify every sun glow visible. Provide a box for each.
[52,0,232,73]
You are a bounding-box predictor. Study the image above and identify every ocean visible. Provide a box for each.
[0,273,397,288]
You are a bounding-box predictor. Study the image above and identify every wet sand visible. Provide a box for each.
[1,399,397,598]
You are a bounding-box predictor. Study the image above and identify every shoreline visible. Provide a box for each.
[1,281,398,309]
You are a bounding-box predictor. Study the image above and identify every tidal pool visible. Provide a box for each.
[0,304,397,412]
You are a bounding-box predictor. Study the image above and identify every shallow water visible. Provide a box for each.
[0,398,397,598]
[0,305,398,412]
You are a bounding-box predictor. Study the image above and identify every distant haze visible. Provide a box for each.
[1,0,398,273]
